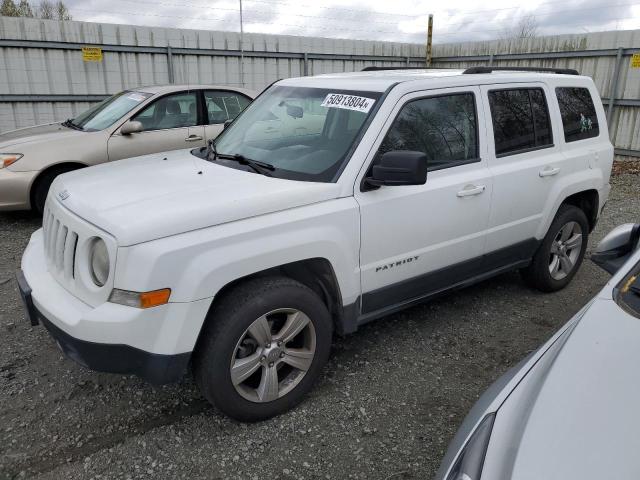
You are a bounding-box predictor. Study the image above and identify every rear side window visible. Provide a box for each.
[379,93,478,171]
[488,88,552,156]
[556,87,600,142]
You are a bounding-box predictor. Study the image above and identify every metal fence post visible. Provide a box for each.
[406,56,410,67]
[606,46,624,136]
[167,46,175,84]
[488,54,494,66]
[303,52,309,76]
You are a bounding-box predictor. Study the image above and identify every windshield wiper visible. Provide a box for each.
[206,140,275,176]
[62,118,83,131]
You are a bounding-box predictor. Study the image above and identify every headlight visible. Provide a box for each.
[445,413,495,480]
[0,153,23,168]
[89,238,110,286]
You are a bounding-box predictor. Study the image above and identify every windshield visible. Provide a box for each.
[71,91,152,131]
[212,86,382,182]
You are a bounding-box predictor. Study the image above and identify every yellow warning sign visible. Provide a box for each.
[631,53,640,69]
[82,47,103,62]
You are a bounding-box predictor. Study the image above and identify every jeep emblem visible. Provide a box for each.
[58,190,70,201]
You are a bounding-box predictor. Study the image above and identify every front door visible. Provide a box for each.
[108,91,205,161]
[355,87,493,315]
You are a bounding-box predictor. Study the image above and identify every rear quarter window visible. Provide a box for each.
[555,87,600,142]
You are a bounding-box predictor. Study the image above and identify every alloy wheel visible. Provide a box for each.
[548,221,583,280]
[230,308,316,403]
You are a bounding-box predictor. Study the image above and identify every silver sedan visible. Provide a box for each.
[437,222,640,480]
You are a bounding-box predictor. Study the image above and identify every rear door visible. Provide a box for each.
[480,83,566,255]
[108,91,205,161]
[203,90,252,141]
[355,86,493,314]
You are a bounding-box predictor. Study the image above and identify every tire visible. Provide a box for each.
[31,167,81,215]
[193,276,333,422]
[521,204,589,292]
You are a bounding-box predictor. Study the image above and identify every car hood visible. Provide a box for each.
[499,297,640,479]
[0,122,85,149]
[50,149,342,246]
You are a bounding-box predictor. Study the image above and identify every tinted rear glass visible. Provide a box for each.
[488,88,552,156]
[556,87,600,142]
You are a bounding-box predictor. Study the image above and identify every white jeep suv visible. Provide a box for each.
[17,67,613,421]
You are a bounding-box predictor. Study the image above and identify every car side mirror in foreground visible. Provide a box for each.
[365,151,428,188]
[120,120,143,135]
[591,223,640,274]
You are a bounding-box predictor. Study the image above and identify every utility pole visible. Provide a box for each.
[426,14,433,67]
[239,0,245,87]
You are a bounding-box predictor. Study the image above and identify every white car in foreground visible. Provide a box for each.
[17,67,613,421]
[436,223,640,480]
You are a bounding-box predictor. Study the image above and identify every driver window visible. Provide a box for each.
[132,92,198,131]
[379,92,479,171]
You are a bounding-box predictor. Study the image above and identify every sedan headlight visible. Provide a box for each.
[89,238,110,287]
[445,413,495,480]
[0,153,23,168]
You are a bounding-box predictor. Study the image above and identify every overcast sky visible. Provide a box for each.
[64,0,640,44]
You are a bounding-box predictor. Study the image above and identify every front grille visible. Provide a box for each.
[43,206,79,280]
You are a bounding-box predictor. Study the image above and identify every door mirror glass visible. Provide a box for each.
[591,223,640,274]
[366,151,427,187]
[120,120,143,135]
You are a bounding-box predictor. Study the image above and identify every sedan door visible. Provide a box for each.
[203,90,252,141]
[355,87,493,316]
[107,91,205,161]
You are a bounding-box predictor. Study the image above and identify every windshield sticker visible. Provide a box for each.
[127,93,147,102]
[321,93,375,113]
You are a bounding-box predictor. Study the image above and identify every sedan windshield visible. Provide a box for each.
[70,91,152,131]
[212,86,382,182]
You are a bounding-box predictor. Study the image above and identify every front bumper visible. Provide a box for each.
[17,269,189,383]
[0,167,37,210]
[19,229,212,384]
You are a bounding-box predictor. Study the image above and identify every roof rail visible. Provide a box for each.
[463,66,579,75]
[361,66,449,71]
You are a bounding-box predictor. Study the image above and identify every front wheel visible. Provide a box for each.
[193,277,332,422]
[521,204,589,292]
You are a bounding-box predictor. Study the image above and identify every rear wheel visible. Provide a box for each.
[193,276,332,422]
[521,204,589,292]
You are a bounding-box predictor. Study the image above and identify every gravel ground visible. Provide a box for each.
[1,172,638,480]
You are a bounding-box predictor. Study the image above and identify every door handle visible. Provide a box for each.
[539,166,560,177]
[185,135,203,142]
[457,184,486,197]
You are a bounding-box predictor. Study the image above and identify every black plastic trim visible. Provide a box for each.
[463,66,579,75]
[359,238,540,318]
[16,270,190,384]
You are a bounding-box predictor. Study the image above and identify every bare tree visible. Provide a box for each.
[0,0,19,16]
[17,0,34,16]
[501,14,539,40]
[37,0,55,19]
[55,0,70,20]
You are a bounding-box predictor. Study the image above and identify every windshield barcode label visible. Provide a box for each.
[321,94,375,113]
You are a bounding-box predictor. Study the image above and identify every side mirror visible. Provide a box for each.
[591,223,640,274]
[120,120,143,135]
[365,151,428,188]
